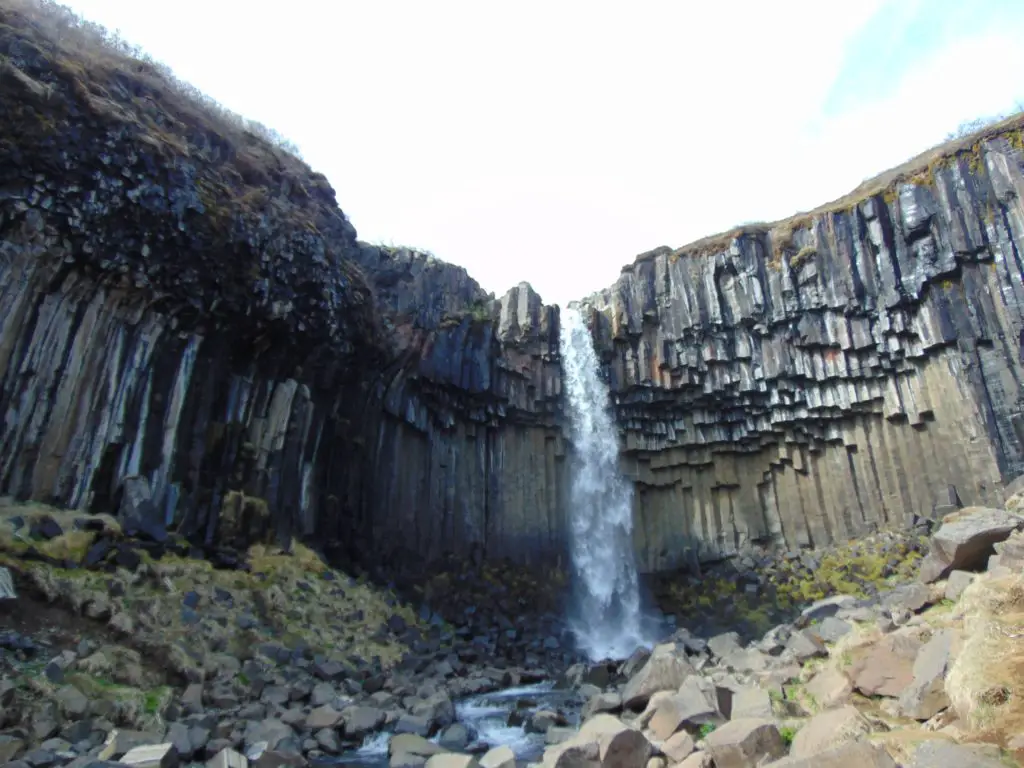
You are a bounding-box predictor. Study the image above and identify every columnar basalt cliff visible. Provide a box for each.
[0,4,565,570]
[4,2,1024,576]
[580,123,1024,572]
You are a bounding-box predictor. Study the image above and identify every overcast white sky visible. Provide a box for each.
[63,0,1024,305]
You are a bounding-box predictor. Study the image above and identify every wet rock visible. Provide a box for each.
[394,715,432,737]
[704,719,785,768]
[303,706,342,731]
[438,724,470,751]
[582,691,622,720]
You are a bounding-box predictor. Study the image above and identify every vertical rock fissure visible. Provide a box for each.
[559,305,650,660]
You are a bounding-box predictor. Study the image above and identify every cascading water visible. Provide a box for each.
[559,304,651,660]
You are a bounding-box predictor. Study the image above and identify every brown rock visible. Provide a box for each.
[898,630,954,720]
[621,649,695,710]
[804,668,853,710]
[789,706,871,759]
[918,508,1024,582]
[704,719,785,768]
[851,634,921,697]
[771,741,896,767]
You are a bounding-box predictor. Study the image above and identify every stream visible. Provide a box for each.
[336,682,581,766]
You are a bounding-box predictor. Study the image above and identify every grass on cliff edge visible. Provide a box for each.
[0,0,321,201]
[648,108,1024,265]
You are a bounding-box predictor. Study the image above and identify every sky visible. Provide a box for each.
[62,0,1024,305]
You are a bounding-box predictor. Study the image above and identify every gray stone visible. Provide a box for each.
[898,630,953,720]
[206,747,248,768]
[660,731,695,763]
[850,634,921,697]
[919,508,1024,582]
[120,744,179,768]
[785,629,827,662]
[771,741,897,767]
[478,745,515,768]
[303,705,342,731]
[907,740,1007,767]
[811,616,853,643]
[707,633,742,660]
[704,719,786,768]
[729,688,772,721]
[343,706,385,738]
[943,571,974,601]
[789,706,870,759]
[804,668,853,710]
[0,566,15,599]
[622,650,695,710]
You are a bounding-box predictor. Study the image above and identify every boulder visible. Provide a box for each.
[707,633,743,660]
[120,744,179,768]
[583,691,622,720]
[770,741,896,767]
[918,508,1024,582]
[647,675,723,740]
[729,688,772,721]
[809,617,852,644]
[804,668,853,710]
[0,567,15,600]
[118,475,168,543]
[424,756,479,768]
[478,745,515,768]
[704,719,785,768]
[206,748,248,768]
[303,705,342,731]
[545,714,651,768]
[798,595,857,626]
[660,731,695,763]
[943,571,974,602]
[676,754,712,768]
[789,706,870,759]
[621,650,694,710]
[784,630,827,663]
[906,739,1007,767]
[390,733,448,765]
[898,630,953,720]
[850,634,921,697]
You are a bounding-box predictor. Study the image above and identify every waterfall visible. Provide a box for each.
[559,305,650,660]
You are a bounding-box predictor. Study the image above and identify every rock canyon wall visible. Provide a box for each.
[581,125,1024,571]
[3,4,1024,573]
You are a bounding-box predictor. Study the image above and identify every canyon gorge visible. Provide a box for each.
[3,3,1024,584]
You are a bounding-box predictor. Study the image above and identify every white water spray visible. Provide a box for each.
[559,305,651,660]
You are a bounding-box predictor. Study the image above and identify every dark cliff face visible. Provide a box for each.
[580,120,1024,571]
[3,3,1024,576]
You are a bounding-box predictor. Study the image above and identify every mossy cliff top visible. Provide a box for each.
[0,0,381,376]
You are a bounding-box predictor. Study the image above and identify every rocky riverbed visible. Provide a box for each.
[2,494,1024,768]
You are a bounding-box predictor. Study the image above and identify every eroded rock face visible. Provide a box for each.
[578,130,1024,571]
[4,4,1024,575]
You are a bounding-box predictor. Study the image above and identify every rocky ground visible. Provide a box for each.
[1,494,1023,768]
